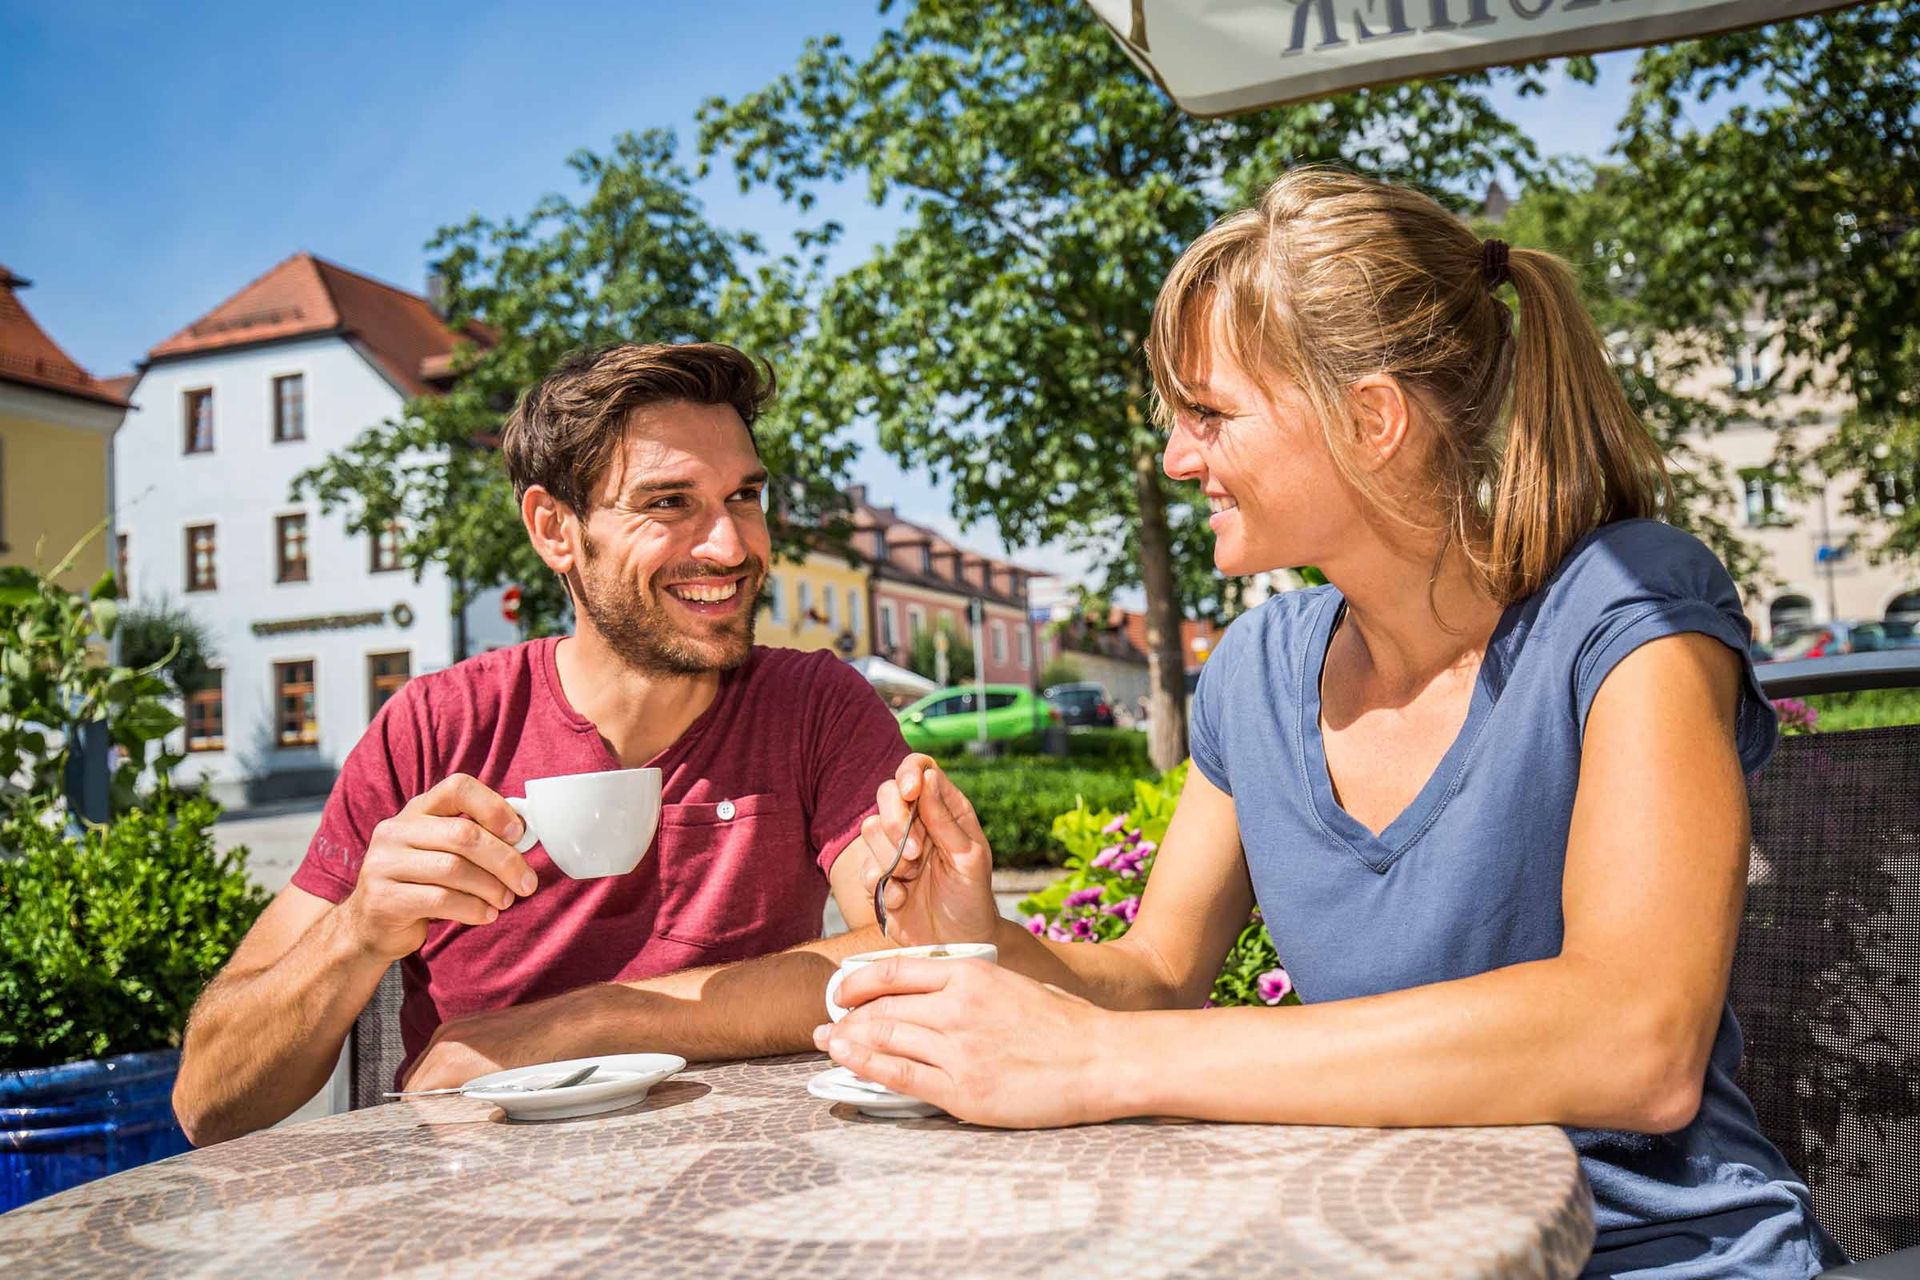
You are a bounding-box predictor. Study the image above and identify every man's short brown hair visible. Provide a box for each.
[501,341,775,513]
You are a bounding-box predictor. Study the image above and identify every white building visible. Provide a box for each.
[114,254,516,807]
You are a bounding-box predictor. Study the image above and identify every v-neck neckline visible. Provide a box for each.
[1298,590,1513,874]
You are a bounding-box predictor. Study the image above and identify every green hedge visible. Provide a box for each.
[940,757,1146,867]
[1801,687,1920,733]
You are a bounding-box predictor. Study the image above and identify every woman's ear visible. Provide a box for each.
[1349,374,1414,472]
[521,486,580,576]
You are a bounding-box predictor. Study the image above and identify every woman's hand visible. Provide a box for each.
[813,956,1129,1129]
[857,755,1000,945]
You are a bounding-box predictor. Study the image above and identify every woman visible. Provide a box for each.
[820,169,1844,1279]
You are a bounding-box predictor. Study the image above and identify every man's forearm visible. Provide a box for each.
[174,909,389,1145]
[575,926,888,1060]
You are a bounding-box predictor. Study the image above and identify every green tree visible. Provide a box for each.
[294,130,859,641]
[701,0,1550,768]
[1594,3,1920,567]
[119,598,218,696]
[908,618,976,685]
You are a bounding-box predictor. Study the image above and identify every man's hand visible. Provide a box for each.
[856,755,1000,945]
[342,774,539,961]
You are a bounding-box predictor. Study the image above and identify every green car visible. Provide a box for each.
[896,684,1057,751]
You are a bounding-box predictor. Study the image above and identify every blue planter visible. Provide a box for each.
[1,1049,191,1213]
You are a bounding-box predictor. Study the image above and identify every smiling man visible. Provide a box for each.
[173,343,910,1144]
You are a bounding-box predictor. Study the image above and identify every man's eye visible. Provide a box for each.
[649,496,687,511]
[732,488,765,504]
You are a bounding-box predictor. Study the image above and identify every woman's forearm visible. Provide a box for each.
[1100,952,1711,1133]
[990,917,1202,1011]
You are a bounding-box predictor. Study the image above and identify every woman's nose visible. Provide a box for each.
[1162,420,1203,483]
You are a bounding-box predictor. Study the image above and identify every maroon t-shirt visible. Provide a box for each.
[291,640,908,1077]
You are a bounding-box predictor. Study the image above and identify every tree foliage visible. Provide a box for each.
[293,130,859,640]
[700,0,1553,766]
[1555,4,1920,570]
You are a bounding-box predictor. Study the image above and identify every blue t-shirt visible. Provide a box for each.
[1190,520,1845,1279]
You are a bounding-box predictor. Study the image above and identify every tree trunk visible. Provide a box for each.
[1133,447,1188,773]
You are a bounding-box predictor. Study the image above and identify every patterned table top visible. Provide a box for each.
[0,1055,1593,1278]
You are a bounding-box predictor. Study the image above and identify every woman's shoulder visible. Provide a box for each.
[1202,585,1339,689]
[1540,519,1743,619]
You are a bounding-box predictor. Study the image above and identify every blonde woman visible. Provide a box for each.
[823,170,1844,1278]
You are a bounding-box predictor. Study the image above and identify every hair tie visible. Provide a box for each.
[1481,238,1511,289]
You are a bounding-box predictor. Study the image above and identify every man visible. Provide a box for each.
[174,342,910,1144]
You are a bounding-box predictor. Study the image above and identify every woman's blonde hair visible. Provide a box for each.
[1148,167,1672,603]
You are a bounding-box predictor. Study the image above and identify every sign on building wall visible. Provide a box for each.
[1085,0,1864,116]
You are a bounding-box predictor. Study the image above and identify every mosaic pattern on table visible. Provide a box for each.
[0,1055,1593,1279]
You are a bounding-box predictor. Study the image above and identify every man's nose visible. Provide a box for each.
[693,509,749,567]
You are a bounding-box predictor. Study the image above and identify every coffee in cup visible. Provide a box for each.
[505,767,662,879]
[824,941,999,1022]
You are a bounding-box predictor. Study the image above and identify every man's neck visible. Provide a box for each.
[552,629,726,768]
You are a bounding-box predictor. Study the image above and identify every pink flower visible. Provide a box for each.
[1047,921,1074,943]
[1772,697,1818,734]
[1027,914,1047,936]
[1256,968,1294,1005]
[1133,840,1158,857]
[1069,916,1098,940]
[1111,849,1146,877]
[1100,896,1140,924]
[1091,844,1123,868]
[1102,813,1130,835]
[1065,886,1105,910]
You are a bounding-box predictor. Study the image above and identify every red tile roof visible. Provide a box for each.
[146,253,491,397]
[0,262,129,407]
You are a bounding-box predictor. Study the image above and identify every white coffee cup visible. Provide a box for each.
[824,941,999,1022]
[504,767,662,879]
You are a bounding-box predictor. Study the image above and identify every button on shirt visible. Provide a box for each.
[1189,521,1843,1279]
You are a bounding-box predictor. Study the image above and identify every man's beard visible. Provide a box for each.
[572,538,763,677]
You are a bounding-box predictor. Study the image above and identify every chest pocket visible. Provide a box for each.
[652,794,819,956]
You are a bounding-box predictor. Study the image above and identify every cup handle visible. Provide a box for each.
[504,796,539,854]
[824,967,852,1023]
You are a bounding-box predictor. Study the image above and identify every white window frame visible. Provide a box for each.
[991,619,1007,664]
[879,601,896,648]
[848,587,863,637]
[907,605,926,640]
[766,574,786,622]
[799,580,815,622]
[1016,624,1030,669]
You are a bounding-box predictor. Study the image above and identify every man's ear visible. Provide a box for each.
[1348,374,1413,473]
[521,486,581,576]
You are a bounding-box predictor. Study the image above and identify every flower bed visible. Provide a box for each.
[1019,763,1300,1009]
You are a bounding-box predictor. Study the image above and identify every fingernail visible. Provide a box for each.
[520,872,538,895]
[484,907,499,923]
[812,1025,831,1048]
[506,818,525,841]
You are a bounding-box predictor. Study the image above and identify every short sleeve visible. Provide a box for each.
[289,683,432,904]
[799,656,910,875]
[1569,522,1778,775]
[1188,616,1247,795]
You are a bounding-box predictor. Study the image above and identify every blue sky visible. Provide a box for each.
[2,1,1646,590]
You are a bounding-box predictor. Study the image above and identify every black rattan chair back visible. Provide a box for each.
[348,966,407,1110]
[1735,719,1920,1263]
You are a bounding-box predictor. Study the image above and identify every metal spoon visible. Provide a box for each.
[385,1064,599,1099]
[873,798,919,942]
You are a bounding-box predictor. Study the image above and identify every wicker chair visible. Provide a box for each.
[1745,654,1920,1276]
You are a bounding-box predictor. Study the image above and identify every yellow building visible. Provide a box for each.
[759,546,873,658]
[0,263,127,591]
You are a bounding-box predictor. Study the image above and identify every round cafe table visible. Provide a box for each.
[0,1055,1593,1278]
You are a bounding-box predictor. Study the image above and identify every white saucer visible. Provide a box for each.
[806,1066,944,1119]
[461,1054,687,1120]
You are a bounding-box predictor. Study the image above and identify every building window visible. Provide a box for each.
[367,651,411,719]
[848,588,863,637]
[879,601,896,649]
[272,374,305,442]
[275,660,318,747]
[919,546,933,573]
[1017,624,1030,669]
[186,674,225,752]
[764,573,786,622]
[1740,469,1791,528]
[799,580,815,623]
[184,523,217,591]
[275,513,310,582]
[370,520,404,573]
[115,532,129,597]
[908,605,925,640]
[183,388,214,453]
[823,585,837,629]
[991,619,1007,664]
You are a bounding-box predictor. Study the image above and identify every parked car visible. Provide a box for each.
[1766,618,1920,661]
[1043,681,1116,728]
[897,684,1057,750]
